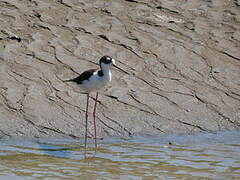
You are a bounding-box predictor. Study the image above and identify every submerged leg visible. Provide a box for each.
[93,92,99,149]
[84,93,90,157]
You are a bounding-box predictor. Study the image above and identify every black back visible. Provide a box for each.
[65,69,96,84]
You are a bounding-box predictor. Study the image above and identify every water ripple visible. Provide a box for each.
[0,131,240,179]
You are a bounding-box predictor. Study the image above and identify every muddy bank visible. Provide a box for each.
[0,0,239,138]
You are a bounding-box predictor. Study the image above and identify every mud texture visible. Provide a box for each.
[0,0,240,138]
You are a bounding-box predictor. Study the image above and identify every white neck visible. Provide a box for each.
[101,63,111,74]
[101,63,112,81]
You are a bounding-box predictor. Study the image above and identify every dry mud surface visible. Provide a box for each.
[0,0,240,138]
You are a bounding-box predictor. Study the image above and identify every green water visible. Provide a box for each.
[0,131,240,179]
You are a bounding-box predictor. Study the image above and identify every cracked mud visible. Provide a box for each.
[0,0,240,138]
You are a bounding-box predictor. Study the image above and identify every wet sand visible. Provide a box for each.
[0,0,239,138]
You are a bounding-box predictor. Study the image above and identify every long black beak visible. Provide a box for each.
[113,64,130,75]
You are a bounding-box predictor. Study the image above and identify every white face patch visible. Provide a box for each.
[112,58,116,65]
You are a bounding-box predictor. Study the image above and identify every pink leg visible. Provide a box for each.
[93,92,98,149]
[84,93,89,157]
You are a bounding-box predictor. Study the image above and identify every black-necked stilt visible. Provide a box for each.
[64,56,116,155]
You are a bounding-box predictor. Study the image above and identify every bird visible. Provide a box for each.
[64,55,116,155]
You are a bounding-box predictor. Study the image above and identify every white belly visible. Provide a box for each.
[80,72,111,92]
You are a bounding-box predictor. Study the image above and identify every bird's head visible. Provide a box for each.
[99,56,115,69]
[99,55,129,74]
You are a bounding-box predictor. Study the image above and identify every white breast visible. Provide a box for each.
[80,71,112,93]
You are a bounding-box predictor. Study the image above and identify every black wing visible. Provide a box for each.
[64,69,96,84]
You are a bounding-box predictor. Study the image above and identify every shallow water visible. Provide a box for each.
[0,131,240,179]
